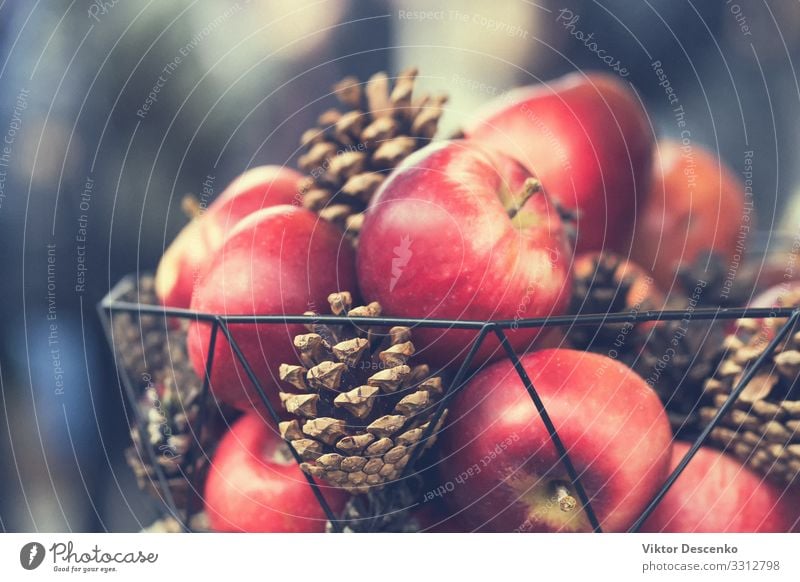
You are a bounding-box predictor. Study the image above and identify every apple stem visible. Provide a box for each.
[554,483,577,513]
[181,194,202,220]
[506,178,541,218]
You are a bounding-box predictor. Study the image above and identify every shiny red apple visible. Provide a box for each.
[438,348,672,532]
[357,140,572,368]
[631,140,748,288]
[188,205,356,412]
[464,72,654,253]
[156,165,302,308]
[642,442,799,532]
[205,412,346,532]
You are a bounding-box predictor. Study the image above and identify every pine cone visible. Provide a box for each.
[111,275,167,384]
[327,478,423,532]
[567,253,732,433]
[677,250,755,308]
[298,68,447,242]
[126,368,206,509]
[277,291,447,494]
[115,276,228,507]
[568,252,662,350]
[700,294,800,486]
[631,318,727,433]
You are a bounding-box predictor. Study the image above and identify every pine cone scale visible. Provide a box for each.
[702,293,800,485]
[277,292,446,494]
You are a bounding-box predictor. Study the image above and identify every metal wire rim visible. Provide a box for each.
[98,274,800,533]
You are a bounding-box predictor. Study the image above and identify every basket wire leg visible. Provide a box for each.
[180,321,218,530]
[96,303,188,531]
[216,320,343,532]
[628,308,800,532]
[364,324,493,531]
[494,327,603,533]
[401,323,494,479]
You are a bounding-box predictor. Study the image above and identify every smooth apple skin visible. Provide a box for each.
[156,165,302,308]
[642,442,800,533]
[439,349,672,532]
[464,72,654,253]
[205,412,346,532]
[357,140,573,368]
[631,140,747,289]
[188,205,357,412]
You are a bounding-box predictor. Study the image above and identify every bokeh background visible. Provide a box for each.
[1,0,799,531]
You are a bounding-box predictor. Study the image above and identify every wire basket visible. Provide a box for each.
[98,273,800,533]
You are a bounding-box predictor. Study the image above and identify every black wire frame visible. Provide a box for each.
[98,274,800,533]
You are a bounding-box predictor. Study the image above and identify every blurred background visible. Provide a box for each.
[0,0,798,531]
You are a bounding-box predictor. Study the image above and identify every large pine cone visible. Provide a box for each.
[298,68,447,243]
[277,292,447,494]
[114,276,228,508]
[701,298,800,486]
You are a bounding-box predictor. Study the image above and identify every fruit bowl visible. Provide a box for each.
[100,273,800,533]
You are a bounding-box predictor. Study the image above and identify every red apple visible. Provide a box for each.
[438,349,672,532]
[156,165,302,308]
[188,205,356,412]
[205,412,346,532]
[357,140,573,368]
[642,442,799,532]
[631,140,748,289]
[464,72,654,253]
